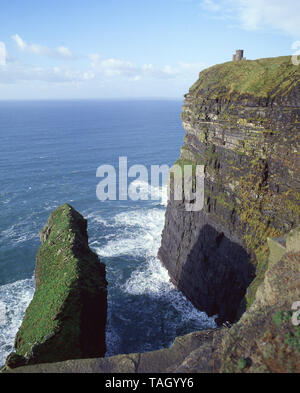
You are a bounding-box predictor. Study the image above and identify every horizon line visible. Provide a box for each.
[0,96,184,102]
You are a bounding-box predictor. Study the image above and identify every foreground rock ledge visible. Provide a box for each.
[4,204,107,369]
[4,227,300,373]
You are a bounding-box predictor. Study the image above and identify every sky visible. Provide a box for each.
[0,0,299,100]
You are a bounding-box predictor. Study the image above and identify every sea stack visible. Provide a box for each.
[5,204,107,369]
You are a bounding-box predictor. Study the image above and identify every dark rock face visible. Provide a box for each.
[159,207,254,323]
[159,57,300,323]
[5,353,27,369]
[220,228,300,373]
[4,228,300,374]
[5,204,107,368]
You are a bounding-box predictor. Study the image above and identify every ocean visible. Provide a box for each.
[0,99,216,366]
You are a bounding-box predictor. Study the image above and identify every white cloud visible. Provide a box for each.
[90,55,204,80]
[200,0,300,36]
[0,60,95,85]
[236,0,300,36]
[56,46,73,58]
[0,39,205,89]
[201,0,221,12]
[91,57,140,77]
[11,34,74,59]
[11,34,27,51]
[0,55,204,86]
[0,42,7,66]
[141,63,177,79]
[177,61,205,72]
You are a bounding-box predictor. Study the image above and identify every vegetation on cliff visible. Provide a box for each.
[220,227,300,373]
[5,204,107,369]
[4,228,300,373]
[190,56,300,99]
[160,56,300,324]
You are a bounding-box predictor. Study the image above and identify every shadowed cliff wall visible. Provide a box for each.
[158,56,300,323]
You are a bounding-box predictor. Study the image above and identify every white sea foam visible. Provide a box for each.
[123,256,171,296]
[0,302,6,327]
[94,207,165,258]
[85,212,113,227]
[0,179,213,366]
[0,224,38,245]
[93,181,216,348]
[44,201,60,211]
[123,256,216,328]
[0,278,34,367]
[129,180,168,206]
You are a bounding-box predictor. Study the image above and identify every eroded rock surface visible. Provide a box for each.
[5,227,299,373]
[3,204,107,369]
[158,56,300,323]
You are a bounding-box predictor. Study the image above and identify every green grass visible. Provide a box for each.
[238,358,247,371]
[190,56,300,99]
[273,311,293,327]
[285,328,300,353]
[14,204,107,363]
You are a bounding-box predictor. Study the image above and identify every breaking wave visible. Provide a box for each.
[92,182,216,355]
[0,278,34,366]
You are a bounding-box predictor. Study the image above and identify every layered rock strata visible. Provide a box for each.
[158,56,300,323]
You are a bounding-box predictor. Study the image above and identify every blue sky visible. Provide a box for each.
[0,0,299,99]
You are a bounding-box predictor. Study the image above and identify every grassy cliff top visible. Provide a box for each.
[189,56,300,99]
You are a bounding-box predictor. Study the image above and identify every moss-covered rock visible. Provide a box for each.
[4,204,107,369]
[220,227,300,373]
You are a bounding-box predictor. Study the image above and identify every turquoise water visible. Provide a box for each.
[0,100,216,365]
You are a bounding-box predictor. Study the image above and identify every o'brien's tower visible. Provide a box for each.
[232,49,246,61]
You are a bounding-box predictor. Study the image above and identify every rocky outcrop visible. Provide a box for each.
[4,204,107,369]
[158,56,300,324]
[219,226,300,373]
[171,227,300,373]
[3,330,218,373]
[5,227,299,373]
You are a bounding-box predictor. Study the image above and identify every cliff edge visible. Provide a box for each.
[3,204,107,370]
[158,56,300,324]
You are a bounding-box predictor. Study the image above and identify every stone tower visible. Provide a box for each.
[232,50,245,61]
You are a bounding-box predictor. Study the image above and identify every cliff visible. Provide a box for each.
[158,56,300,324]
[2,56,300,374]
[218,226,300,373]
[4,227,300,373]
[3,204,107,369]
